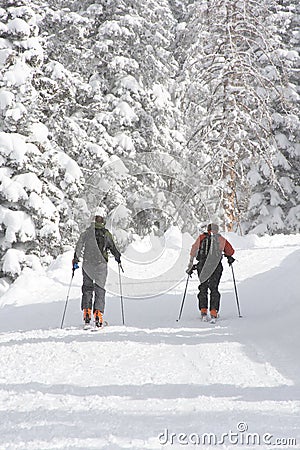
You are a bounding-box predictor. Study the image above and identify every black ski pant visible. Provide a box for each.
[81,268,107,313]
[197,263,223,314]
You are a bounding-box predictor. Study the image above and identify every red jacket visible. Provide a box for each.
[190,231,234,259]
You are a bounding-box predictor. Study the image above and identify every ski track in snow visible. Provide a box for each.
[0,233,300,449]
[0,326,299,450]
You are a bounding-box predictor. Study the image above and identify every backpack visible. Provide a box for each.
[196,232,223,264]
[95,226,107,257]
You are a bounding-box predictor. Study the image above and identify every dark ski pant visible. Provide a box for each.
[197,263,223,314]
[81,267,107,313]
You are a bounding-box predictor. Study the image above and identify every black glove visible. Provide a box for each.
[186,264,197,276]
[187,267,193,276]
[226,255,235,266]
[115,254,121,264]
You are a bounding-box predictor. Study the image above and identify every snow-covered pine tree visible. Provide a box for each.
[0,1,82,281]
[240,0,300,234]
[261,0,300,234]
[37,0,187,246]
[81,0,188,240]
[177,0,300,234]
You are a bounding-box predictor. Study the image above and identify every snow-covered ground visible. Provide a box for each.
[0,229,300,450]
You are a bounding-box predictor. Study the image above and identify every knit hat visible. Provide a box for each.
[207,223,219,233]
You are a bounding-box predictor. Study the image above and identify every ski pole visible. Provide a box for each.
[231,264,242,318]
[118,262,125,325]
[60,265,77,329]
[176,274,190,322]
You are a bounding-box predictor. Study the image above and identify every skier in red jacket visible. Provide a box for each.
[186,223,235,323]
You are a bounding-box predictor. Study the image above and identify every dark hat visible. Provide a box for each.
[207,223,219,232]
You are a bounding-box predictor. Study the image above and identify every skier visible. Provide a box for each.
[186,223,235,323]
[72,207,121,327]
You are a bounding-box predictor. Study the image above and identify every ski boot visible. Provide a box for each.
[210,309,218,324]
[94,310,103,328]
[201,308,208,322]
[83,308,92,328]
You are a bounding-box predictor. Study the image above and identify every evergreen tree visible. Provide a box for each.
[262,0,300,233]
[37,0,187,245]
[0,1,82,279]
[83,0,187,239]
[178,0,300,234]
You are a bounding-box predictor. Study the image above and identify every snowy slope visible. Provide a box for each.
[0,230,300,450]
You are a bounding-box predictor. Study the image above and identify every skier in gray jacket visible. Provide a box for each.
[73,207,121,327]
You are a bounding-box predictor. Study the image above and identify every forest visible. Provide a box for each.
[0,0,299,279]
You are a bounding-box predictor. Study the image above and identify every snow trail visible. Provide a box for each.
[0,233,299,449]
